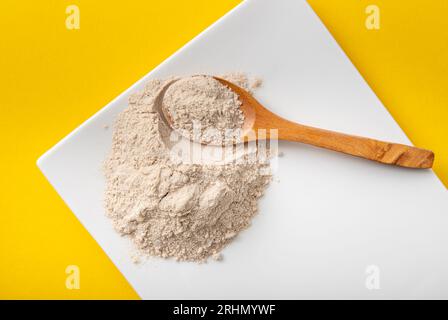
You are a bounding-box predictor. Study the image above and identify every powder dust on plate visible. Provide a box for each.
[104,73,272,262]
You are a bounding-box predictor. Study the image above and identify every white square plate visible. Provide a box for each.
[38,0,448,299]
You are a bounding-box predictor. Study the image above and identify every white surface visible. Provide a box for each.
[37,0,448,299]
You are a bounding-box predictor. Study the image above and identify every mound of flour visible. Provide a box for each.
[104,74,271,262]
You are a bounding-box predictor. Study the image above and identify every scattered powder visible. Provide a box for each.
[221,72,262,92]
[164,75,244,145]
[222,72,251,92]
[251,77,263,89]
[212,253,223,261]
[104,74,272,262]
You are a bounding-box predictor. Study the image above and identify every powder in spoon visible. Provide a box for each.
[163,75,244,145]
[104,74,272,262]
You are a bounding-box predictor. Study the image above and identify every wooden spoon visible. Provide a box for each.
[214,77,434,169]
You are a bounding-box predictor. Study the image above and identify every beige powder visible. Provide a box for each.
[104,74,271,262]
[164,75,244,145]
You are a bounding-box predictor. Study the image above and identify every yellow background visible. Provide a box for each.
[0,0,446,299]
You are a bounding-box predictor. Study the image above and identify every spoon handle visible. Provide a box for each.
[273,121,434,169]
[215,76,433,168]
